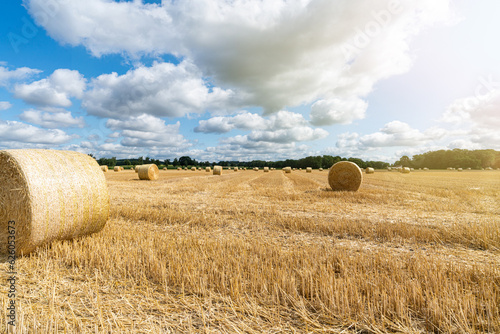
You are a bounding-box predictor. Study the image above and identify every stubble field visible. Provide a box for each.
[1,168,499,333]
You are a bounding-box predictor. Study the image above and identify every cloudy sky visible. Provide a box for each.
[1,0,499,162]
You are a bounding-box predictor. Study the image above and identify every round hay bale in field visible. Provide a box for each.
[191,167,196,171]
[319,168,323,171]
[135,166,140,173]
[264,167,269,172]
[328,161,363,192]
[0,149,110,256]
[457,168,463,172]
[163,167,167,171]
[387,167,392,171]
[253,167,259,171]
[234,167,238,172]
[284,167,292,173]
[423,167,429,171]
[137,164,159,180]
[401,167,411,174]
[306,167,312,173]
[213,166,222,175]
[206,167,211,172]
[177,167,182,171]
[114,166,120,172]
[101,165,108,172]
[366,167,374,174]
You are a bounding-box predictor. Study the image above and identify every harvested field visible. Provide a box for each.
[1,169,499,333]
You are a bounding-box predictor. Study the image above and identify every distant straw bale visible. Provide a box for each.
[101,165,108,172]
[366,167,374,174]
[264,167,269,172]
[306,167,312,173]
[284,167,292,173]
[206,167,211,172]
[213,166,222,175]
[0,149,110,255]
[401,167,411,174]
[114,166,120,172]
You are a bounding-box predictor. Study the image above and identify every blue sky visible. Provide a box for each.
[1,0,499,162]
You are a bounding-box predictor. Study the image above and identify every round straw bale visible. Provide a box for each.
[213,166,222,175]
[328,161,363,192]
[423,167,429,171]
[114,166,120,172]
[177,167,182,171]
[191,167,196,171]
[306,167,312,173]
[264,167,269,172]
[284,167,292,173]
[366,167,374,174]
[135,166,140,173]
[401,167,411,174]
[137,164,159,180]
[457,168,463,172]
[319,168,323,171]
[101,165,108,172]
[206,167,211,172]
[234,167,238,172]
[0,149,110,256]
[163,167,167,171]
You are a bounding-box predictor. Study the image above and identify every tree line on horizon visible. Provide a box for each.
[394,149,500,169]
[92,149,499,170]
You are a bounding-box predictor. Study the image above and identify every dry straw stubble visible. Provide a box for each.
[137,164,159,180]
[0,149,110,255]
[328,161,363,191]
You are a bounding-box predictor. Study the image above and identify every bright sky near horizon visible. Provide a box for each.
[0,0,499,163]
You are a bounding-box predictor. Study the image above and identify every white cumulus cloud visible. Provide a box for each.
[0,120,75,144]
[19,109,85,128]
[0,101,12,110]
[13,69,86,107]
[83,61,237,119]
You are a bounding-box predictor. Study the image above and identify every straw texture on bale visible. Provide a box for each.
[114,166,120,172]
[328,161,363,192]
[284,167,292,173]
[366,167,374,174]
[264,167,269,172]
[206,167,211,172]
[306,167,312,173]
[177,167,182,171]
[401,167,411,174]
[319,168,323,171]
[213,166,222,175]
[0,149,110,256]
[137,164,159,180]
[191,167,196,171]
[101,165,108,172]
[135,166,140,173]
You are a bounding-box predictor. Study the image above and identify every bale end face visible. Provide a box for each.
[0,149,110,256]
[138,164,159,180]
[328,161,363,191]
[213,166,222,175]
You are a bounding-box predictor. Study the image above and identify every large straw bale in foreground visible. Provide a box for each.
[0,149,110,256]
[137,164,159,180]
[213,166,222,175]
[328,161,363,192]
